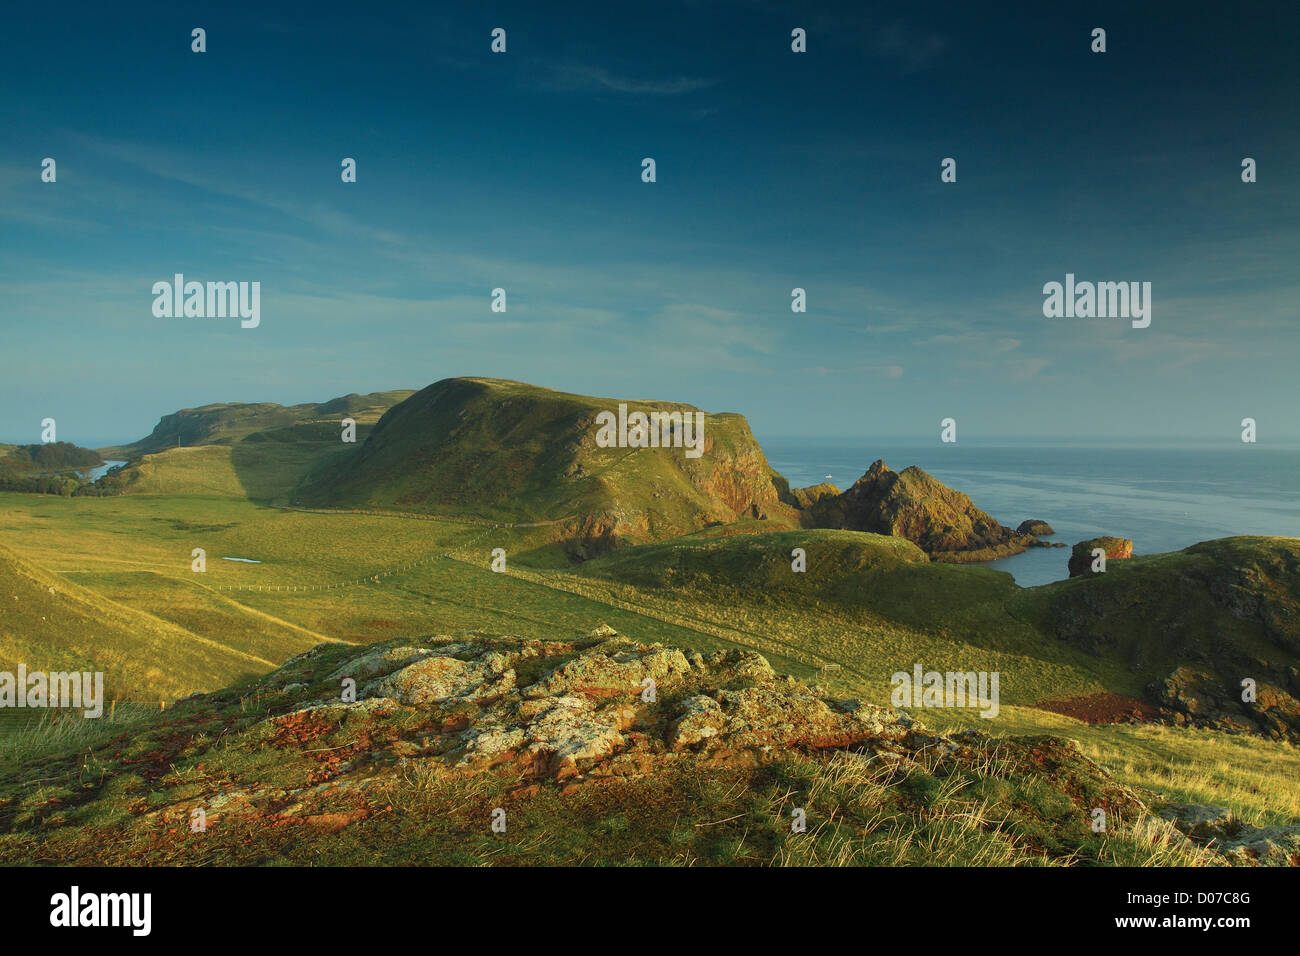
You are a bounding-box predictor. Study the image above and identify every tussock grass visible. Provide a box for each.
[0,703,157,769]
[924,709,1300,827]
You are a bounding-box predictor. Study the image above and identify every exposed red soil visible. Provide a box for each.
[1033,692,1161,725]
[269,711,335,749]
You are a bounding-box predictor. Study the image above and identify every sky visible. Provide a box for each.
[1,0,1297,447]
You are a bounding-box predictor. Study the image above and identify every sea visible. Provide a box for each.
[760,438,1300,587]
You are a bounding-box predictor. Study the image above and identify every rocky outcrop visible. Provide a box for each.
[1017,519,1054,536]
[1149,666,1300,741]
[1160,804,1300,866]
[805,460,1028,560]
[789,482,840,509]
[8,624,1291,867]
[309,626,925,781]
[170,627,1137,809]
[1068,537,1134,577]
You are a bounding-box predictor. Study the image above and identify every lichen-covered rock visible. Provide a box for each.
[668,695,726,749]
[697,648,775,681]
[328,645,433,682]
[524,697,624,773]
[1160,804,1300,866]
[669,683,910,754]
[524,644,691,699]
[1158,803,1235,840]
[363,650,515,706]
[256,627,943,788]
[455,722,527,765]
[47,622,1291,868]
[1218,826,1300,866]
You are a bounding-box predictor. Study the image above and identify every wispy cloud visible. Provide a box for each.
[537,63,716,96]
[801,364,904,379]
[872,22,948,73]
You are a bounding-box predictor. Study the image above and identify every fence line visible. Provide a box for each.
[212,549,446,594]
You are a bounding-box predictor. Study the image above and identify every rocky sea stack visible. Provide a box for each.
[1068,537,1135,577]
[804,459,1033,561]
[1017,519,1055,536]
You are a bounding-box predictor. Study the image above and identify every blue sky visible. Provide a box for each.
[1,0,1297,446]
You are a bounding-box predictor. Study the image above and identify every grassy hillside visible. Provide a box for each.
[0,490,808,702]
[1,485,1297,850]
[574,527,1048,659]
[573,530,1300,734]
[1012,536,1300,738]
[3,381,1298,864]
[112,440,360,504]
[12,457,1295,736]
[101,390,415,458]
[0,545,298,704]
[564,528,1131,704]
[294,377,801,550]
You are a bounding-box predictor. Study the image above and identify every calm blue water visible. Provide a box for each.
[79,460,126,481]
[761,439,1300,587]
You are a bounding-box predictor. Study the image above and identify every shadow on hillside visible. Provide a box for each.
[229,431,368,505]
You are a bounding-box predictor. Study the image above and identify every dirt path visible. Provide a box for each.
[185,579,349,647]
